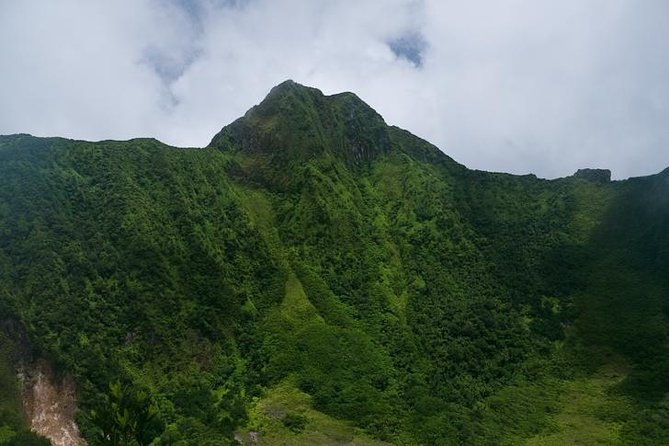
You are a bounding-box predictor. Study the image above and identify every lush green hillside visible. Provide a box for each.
[0,81,667,445]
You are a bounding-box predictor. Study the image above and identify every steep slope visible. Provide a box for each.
[0,82,667,445]
[0,135,283,444]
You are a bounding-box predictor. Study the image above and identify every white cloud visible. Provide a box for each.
[1,0,668,178]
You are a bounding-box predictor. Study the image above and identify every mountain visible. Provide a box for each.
[0,81,668,445]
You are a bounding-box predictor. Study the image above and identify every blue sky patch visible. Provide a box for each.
[388,32,427,67]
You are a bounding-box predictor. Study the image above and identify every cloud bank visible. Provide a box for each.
[1,0,668,179]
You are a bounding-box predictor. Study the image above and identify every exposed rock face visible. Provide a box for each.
[21,359,85,446]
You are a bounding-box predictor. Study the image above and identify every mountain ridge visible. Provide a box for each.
[4,80,665,181]
[0,81,667,445]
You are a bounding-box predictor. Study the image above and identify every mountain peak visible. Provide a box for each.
[208,81,391,164]
[261,79,320,105]
[264,79,364,103]
[265,79,312,96]
[270,78,299,90]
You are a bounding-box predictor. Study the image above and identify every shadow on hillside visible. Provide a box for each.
[572,172,669,401]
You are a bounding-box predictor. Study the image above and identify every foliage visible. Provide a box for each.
[85,381,162,446]
[281,413,308,433]
[1,430,51,446]
[0,82,667,444]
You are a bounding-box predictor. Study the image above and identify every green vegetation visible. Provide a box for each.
[0,81,668,444]
[526,358,632,446]
[86,381,163,445]
[242,378,390,445]
[0,326,49,445]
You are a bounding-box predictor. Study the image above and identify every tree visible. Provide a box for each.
[86,381,163,446]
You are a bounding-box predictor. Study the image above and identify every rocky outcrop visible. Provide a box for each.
[20,359,85,446]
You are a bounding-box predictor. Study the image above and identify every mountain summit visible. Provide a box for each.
[209,80,391,163]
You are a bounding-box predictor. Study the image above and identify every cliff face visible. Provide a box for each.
[21,360,85,446]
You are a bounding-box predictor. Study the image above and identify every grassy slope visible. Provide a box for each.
[244,378,390,446]
[526,358,633,446]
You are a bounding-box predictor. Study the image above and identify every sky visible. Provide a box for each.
[1,0,668,179]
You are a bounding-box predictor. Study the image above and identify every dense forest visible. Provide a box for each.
[0,81,667,445]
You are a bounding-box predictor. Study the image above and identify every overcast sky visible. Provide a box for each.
[1,0,668,179]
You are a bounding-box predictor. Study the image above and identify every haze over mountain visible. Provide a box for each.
[0,81,668,445]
